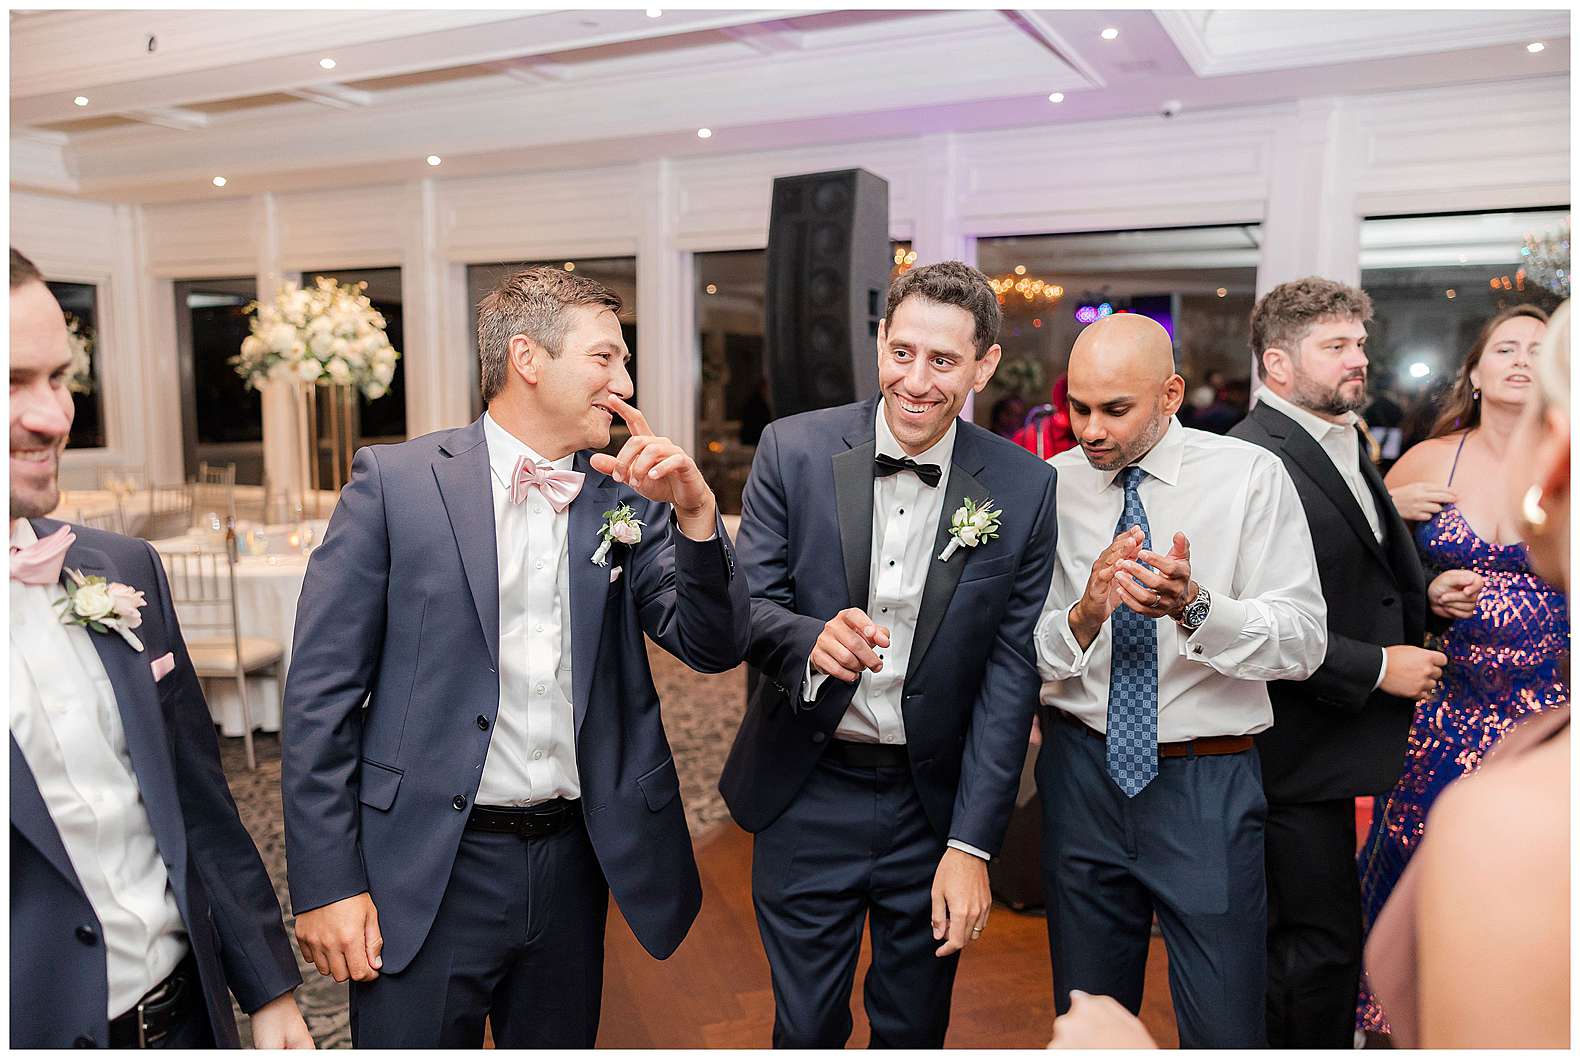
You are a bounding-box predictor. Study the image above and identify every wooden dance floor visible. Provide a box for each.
[593,823,1181,1048]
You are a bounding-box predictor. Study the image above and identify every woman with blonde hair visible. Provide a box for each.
[1356,302,1569,1037]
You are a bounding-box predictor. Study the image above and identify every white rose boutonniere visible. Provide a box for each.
[592,503,645,567]
[56,569,147,651]
[938,497,1002,562]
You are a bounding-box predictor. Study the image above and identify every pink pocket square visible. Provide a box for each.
[609,565,623,584]
[150,652,176,682]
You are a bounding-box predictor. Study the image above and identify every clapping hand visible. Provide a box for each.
[1068,528,1144,649]
[1116,532,1194,620]
[1428,569,1484,620]
[588,395,717,540]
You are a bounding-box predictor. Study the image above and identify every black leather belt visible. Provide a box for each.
[108,950,199,1048]
[823,739,909,769]
[1044,707,1254,758]
[466,798,579,838]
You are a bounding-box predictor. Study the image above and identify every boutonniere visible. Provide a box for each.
[55,569,146,651]
[592,503,644,567]
[938,497,1002,562]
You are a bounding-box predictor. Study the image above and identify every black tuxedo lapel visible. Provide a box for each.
[1253,403,1389,567]
[831,401,881,612]
[908,424,990,676]
[433,419,501,667]
[1357,441,1422,590]
[54,534,192,902]
[568,453,616,741]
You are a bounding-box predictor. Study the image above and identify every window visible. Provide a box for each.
[46,281,105,450]
[1359,208,1568,460]
[465,258,638,453]
[976,225,1262,437]
[176,277,261,483]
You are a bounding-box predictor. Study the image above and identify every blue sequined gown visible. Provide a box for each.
[1355,502,1570,1034]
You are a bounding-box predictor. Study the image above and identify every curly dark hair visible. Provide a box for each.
[1250,276,1373,379]
[884,260,1001,359]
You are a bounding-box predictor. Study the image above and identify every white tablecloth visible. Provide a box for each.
[151,524,325,736]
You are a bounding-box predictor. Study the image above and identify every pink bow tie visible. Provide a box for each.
[510,455,585,513]
[10,524,75,585]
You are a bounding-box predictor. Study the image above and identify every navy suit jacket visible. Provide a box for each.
[10,521,301,1048]
[719,399,1059,855]
[280,416,750,971]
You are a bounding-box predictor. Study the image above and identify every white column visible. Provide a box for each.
[400,178,470,437]
[254,193,304,497]
[909,133,969,266]
[635,159,698,453]
[117,203,182,483]
[1258,97,1362,297]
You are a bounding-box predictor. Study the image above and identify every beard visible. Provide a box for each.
[1291,369,1367,416]
[1083,410,1171,472]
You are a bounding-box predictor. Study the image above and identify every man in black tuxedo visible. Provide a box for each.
[1229,277,1444,1047]
[721,261,1059,1047]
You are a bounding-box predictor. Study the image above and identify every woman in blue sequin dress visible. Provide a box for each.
[1356,305,1570,1036]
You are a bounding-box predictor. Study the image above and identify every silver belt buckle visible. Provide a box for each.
[136,1000,148,1049]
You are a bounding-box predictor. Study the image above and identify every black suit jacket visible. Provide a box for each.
[1229,402,1427,802]
[719,398,1059,854]
[11,521,300,1048]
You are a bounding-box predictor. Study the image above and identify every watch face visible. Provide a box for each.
[1185,598,1210,628]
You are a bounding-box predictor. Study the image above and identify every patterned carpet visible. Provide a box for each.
[217,645,747,1048]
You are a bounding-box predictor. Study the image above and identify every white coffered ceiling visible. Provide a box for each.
[10,7,1571,203]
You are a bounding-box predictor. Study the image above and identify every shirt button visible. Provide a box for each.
[476,715,490,730]
[883,734,898,744]
[899,508,905,515]
[888,560,896,567]
[535,560,545,571]
[1193,646,1203,655]
[812,731,827,744]
[533,749,545,760]
[533,505,544,515]
[534,624,544,634]
[75,924,97,946]
[452,795,468,811]
[535,682,546,695]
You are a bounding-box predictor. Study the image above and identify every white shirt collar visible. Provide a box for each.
[12,519,38,548]
[483,411,577,491]
[1254,386,1358,444]
[1100,415,1185,490]
[874,399,958,470]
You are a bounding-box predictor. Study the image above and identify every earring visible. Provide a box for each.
[1521,485,1549,532]
[1472,387,1482,401]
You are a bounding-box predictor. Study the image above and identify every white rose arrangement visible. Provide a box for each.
[592,503,644,567]
[56,569,147,651]
[938,497,1003,562]
[231,277,401,400]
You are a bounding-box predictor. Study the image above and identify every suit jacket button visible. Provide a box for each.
[476,715,490,730]
[452,795,468,810]
[812,731,827,744]
[1382,597,1397,606]
[74,1037,95,1048]
[75,924,97,946]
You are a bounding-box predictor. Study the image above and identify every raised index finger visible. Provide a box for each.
[603,393,653,438]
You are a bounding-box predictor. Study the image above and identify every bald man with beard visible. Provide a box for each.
[1031,314,1327,1047]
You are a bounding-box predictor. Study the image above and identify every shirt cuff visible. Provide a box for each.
[1036,602,1101,679]
[1178,587,1247,660]
[1373,647,1389,692]
[947,839,991,861]
[802,659,830,703]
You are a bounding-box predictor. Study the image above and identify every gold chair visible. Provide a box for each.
[157,543,281,770]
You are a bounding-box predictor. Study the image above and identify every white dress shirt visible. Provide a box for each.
[803,406,987,860]
[1254,387,1390,690]
[477,413,580,806]
[9,520,188,1018]
[1035,419,1328,740]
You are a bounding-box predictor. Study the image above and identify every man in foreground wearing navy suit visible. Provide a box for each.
[10,247,311,1048]
[721,261,1059,1046]
[281,265,750,1047]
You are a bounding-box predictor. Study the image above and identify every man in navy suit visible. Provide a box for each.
[720,261,1059,1046]
[10,248,311,1048]
[281,265,750,1047]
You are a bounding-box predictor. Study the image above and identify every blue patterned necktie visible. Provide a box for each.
[1106,465,1159,797]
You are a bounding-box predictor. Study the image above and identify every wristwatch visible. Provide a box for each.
[1176,583,1212,632]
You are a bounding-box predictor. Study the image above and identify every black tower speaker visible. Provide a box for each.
[763,168,891,418]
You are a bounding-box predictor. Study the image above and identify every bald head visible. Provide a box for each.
[1065,314,1184,471]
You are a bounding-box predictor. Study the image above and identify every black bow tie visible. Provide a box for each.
[873,452,942,488]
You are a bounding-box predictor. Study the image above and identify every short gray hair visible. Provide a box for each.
[476,265,623,404]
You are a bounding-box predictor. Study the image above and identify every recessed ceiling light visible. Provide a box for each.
[1408,361,1431,379]
[1216,287,1228,298]
[697,127,713,139]
[1047,92,1065,103]
[73,96,89,107]
[564,262,576,272]
[1527,41,1545,53]
[426,155,442,167]
[1014,265,1027,276]
[212,177,228,188]
[705,284,718,295]
[1100,27,1119,41]
[319,57,337,70]
[1446,289,1457,299]
[647,7,663,17]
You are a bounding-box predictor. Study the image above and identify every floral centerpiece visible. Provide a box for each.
[232,276,400,400]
